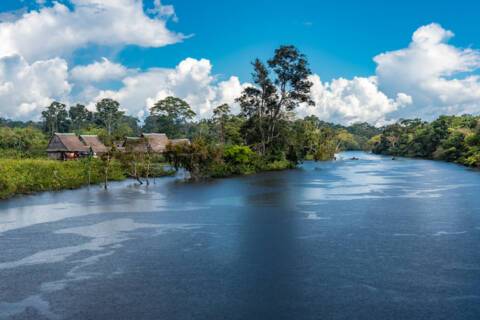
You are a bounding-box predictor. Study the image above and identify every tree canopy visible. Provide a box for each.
[148,96,196,138]
[237,45,313,155]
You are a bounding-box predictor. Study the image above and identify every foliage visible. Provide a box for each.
[0,158,125,199]
[164,139,295,180]
[41,101,70,136]
[237,45,313,155]
[164,138,223,181]
[95,98,124,138]
[372,115,480,167]
[0,126,48,158]
[0,45,391,188]
[69,104,93,132]
[148,96,196,138]
[223,145,254,164]
[37,99,139,141]
[213,103,231,144]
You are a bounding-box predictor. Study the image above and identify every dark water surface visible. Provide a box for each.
[1,152,480,319]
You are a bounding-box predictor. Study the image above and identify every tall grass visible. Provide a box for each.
[0,158,125,199]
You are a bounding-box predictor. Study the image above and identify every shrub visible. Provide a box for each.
[223,145,254,165]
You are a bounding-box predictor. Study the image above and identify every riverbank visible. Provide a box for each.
[0,158,177,200]
[0,158,125,199]
[370,115,480,168]
[0,156,294,200]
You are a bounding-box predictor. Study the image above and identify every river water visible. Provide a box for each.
[0,152,479,319]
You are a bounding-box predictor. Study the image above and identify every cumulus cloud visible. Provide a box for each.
[70,58,128,83]
[0,11,478,126]
[374,23,480,119]
[297,23,480,124]
[0,55,71,119]
[87,58,410,126]
[90,58,248,119]
[0,0,184,61]
[299,75,411,125]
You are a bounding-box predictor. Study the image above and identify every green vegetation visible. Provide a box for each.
[164,141,294,181]
[38,99,140,141]
[0,158,125,199]
[371,115,480,168]
[0,126,48,158]
[147,96,196,138]
[161,46,379,179]
[0,44,390,197]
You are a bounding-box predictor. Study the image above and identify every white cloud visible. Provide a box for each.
[0,13,478,126]
[70,58,128,83]
[0,55,71,119]
[148,0,179,22]
[374,23,480,119]
[0,0,184,61]
[89,58,248,119]
[88,58,410,126]
[299,75,411,125]
[297,23,480,124]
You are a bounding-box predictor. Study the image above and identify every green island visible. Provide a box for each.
[1,46,479,199]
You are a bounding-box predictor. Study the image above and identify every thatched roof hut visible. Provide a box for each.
[123,137,147,153]
[119,133,191,154]
[46,133,89,160]
[142,133,170,153]
[79,135,107,154]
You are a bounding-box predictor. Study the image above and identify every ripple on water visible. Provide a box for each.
[0,219,203,318]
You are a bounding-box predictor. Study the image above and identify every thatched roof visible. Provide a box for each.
[123,137,147,153]
[80,135,107,154]
[119,134,190,154]
[47,133,89,152]
[170,138,190,146]
[142,133,169,153]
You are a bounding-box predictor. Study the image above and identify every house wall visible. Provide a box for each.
[47,152,63,160]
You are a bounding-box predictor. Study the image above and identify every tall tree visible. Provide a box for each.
[150,96,196,138]
[95,98,123,137]
[41,101,70,136]
[69,104,92,131]
[212,103,231,144]
[237,45,313,155]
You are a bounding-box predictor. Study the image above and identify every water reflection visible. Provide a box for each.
[0,152,480,319]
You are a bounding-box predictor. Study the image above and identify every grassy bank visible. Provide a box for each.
[0,158,126,199]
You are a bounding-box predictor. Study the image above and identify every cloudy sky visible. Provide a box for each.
[0,0,479,125]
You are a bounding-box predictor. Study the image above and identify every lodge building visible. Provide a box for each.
[46,132,189,160]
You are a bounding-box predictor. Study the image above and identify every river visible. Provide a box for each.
[1,151,479,319]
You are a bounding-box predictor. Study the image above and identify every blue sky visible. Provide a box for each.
[0,0,479,123]
[130,0,480,82]
[3,0,478,81]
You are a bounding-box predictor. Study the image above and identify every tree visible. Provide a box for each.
[108,115,141,141]
[0,126,48,157]
[69,104,92,131]
[99,145,116,190]
[223,115,245,145]
[120,137,146,185]
[96,98,124,137]
[237,45,313,155]
[150,96,196,138]
[41,101,70,136]
[164,138,223,181]
[212,103,231,144]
